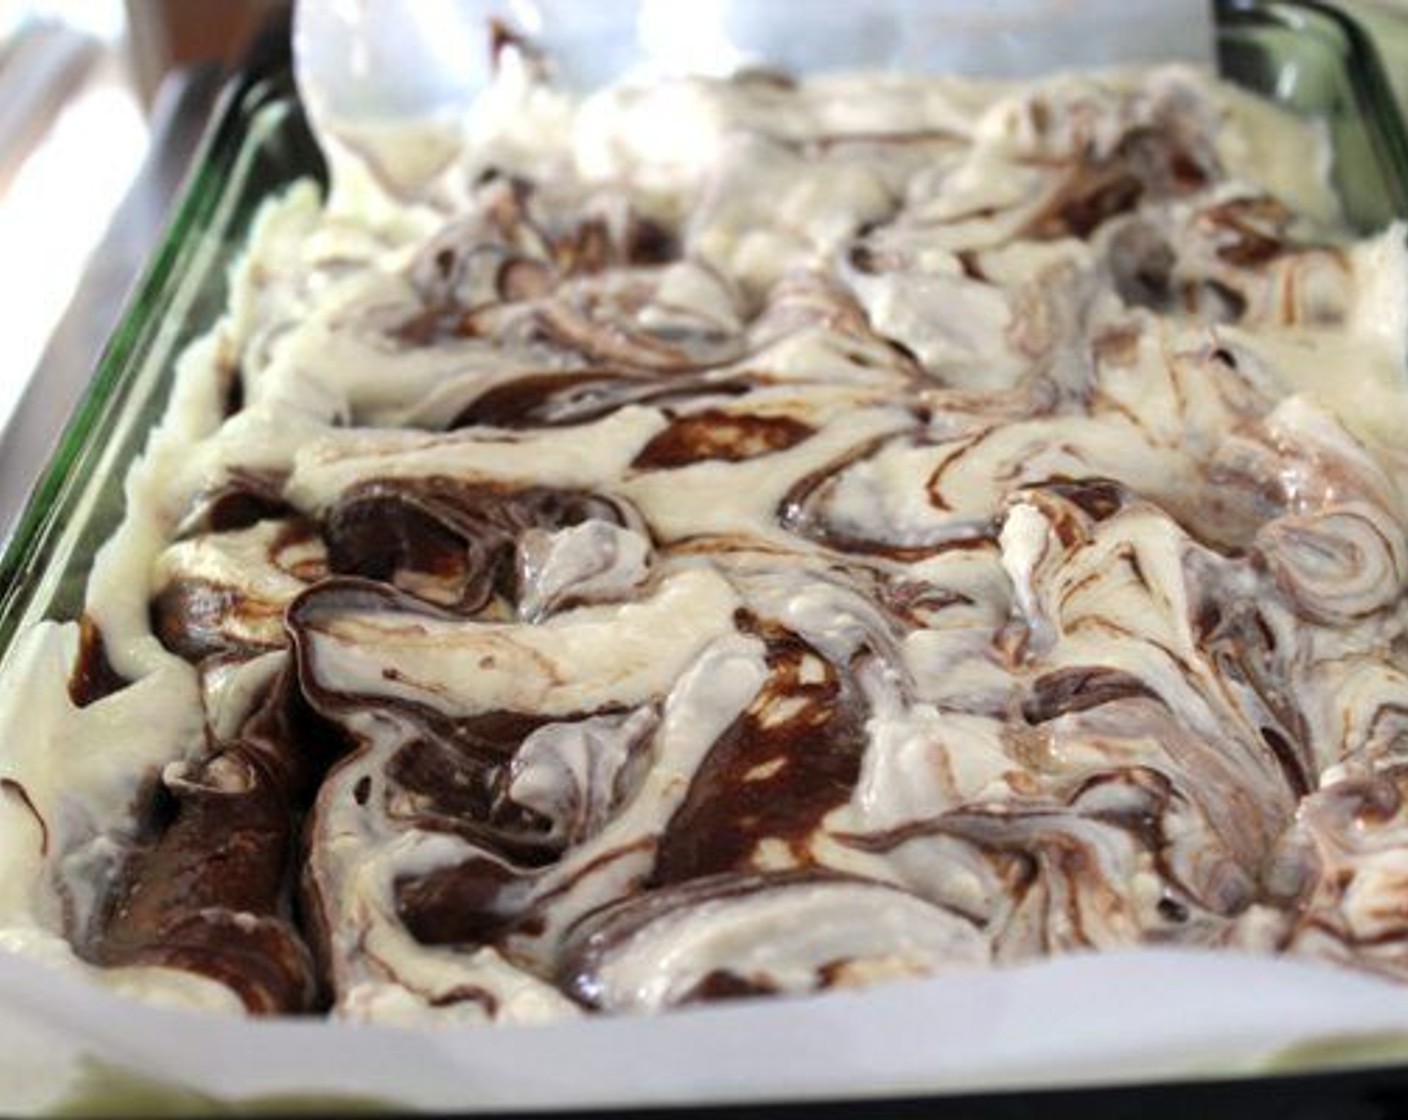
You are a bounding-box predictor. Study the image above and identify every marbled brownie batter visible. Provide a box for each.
[2,48,1408,1024]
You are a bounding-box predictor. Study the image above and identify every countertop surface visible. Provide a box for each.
[0,62,221,545]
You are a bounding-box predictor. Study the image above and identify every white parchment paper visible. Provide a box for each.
[16,1,1408,1113]
[7,949,1408,1112]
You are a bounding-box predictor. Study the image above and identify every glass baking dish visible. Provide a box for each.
[5,2,1408,1114]
[7,0,1408,652]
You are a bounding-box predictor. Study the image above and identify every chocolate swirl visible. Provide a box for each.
[323,478,642,612]
[49,60,1408,1024]
[90,669,332,1014]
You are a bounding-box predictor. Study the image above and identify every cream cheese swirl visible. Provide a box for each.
[1,55,1406,1024]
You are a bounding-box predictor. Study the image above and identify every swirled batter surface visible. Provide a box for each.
[5,56,1408,1024]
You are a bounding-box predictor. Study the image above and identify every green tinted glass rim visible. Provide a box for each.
[0,72,311,657]
[1217,0,1408,218]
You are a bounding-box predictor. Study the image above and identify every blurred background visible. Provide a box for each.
[0,0,285,434]
[0,0,1405,448]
